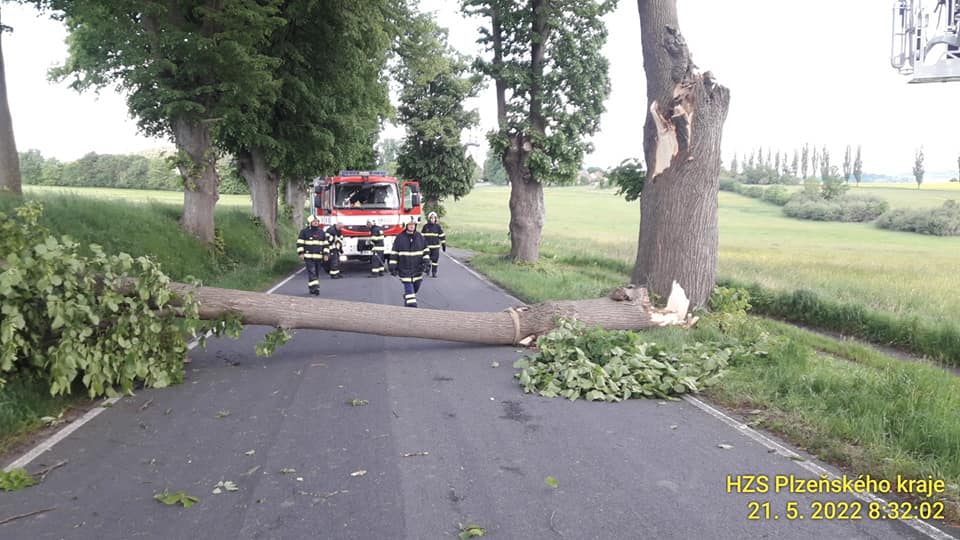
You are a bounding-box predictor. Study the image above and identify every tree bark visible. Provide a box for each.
[173,116,219,245]
[285,176,308,231]
[0,19,22,197]
[633,0,730,309]
[238,147,280,247]
[172,282,688,346]
[506,140,543,263]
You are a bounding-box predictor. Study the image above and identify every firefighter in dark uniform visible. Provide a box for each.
[421,211,446,278]
[388,219,430,307]
[366,218,386,277]
[324,221,344,279]
[296,215,329,295]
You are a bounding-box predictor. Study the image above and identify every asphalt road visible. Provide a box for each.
[1,252,954,540]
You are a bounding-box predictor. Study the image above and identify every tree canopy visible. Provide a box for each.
[395,12,481,212]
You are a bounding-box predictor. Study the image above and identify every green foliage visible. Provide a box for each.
[544,475,559,488]
[376,138,401,176]
[464,0,616,185]
[0,202,197,396]
[218,0,395,184]
[783,193,889,222]
[819,171,849,200]
[760,185,791,206]
[853,145,863,186]
[153,490,200,508]
[709,286,752,315]
[512,319,765,401]
[255,327,291,357]
[19,149,188,192]
[394,13,480,209]
[875,200,960,236]
[913,148,925,189]
[718,181,791,207]
[608,158,645,202]
[0,468,37,492]
[458,524,486,539]
[51,0,284,141]
[481,152,507,185]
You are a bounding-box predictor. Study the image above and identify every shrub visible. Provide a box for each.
[875,200,960,236]
[761,185,791,206]
[783,193,888,222]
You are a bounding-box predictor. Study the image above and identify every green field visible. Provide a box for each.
[24,185,253,207]
[445,185,960,329]
[852,182,960,208]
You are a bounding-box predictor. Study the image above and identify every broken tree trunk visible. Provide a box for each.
[633,0,730,310]
[172,281,691,346]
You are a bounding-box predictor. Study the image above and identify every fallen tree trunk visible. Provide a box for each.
[172,281,692,346]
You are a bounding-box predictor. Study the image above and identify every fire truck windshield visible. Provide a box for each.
[334,183,399,210]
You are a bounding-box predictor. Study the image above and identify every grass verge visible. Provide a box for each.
[451,233,960,521]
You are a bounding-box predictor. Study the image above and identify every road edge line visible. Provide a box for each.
[684,395,956,540]
[442,251,523,305]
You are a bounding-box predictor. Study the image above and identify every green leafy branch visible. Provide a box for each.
[513,318,768,401]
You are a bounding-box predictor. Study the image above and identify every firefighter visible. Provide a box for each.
[324,221,344,279]
[421,211,446,278]
[388,219,430,307]
[366,218,386,277]
[296,215,328,295]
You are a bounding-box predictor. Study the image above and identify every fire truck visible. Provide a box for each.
[311,170,422,261]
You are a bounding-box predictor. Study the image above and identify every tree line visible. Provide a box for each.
[18,149,249,194]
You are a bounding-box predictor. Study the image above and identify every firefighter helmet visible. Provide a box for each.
[427,211,438,221]
[308,215,319,224]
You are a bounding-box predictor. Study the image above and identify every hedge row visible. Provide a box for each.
[782,194,889,222]
[875,200,960,236]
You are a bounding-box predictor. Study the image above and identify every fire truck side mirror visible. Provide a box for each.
[314,195,322,208]
[411,193,421,208]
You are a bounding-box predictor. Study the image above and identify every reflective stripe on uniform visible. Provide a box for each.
[394,249,425,256]
[308,280,319,286]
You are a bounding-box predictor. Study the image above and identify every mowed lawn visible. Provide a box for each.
[444,185,960,327]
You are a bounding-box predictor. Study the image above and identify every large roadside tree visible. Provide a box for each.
[395,13,481,214]
[0,6,21,196]
[48,0,283,245]
[464,0,615,262]
[633,0,730,309]
[219,0,394,245]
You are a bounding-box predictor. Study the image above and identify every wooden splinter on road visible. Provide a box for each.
[174,280,693,346]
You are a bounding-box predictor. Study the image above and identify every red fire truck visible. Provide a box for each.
[311,170,422,261]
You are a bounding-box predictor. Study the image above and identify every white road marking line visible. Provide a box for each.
[4,398,120,472]
[3,269,302,472]
[442,251,523,304]
[684,395,957,540]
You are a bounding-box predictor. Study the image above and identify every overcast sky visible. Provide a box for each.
[4,1,959,178]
